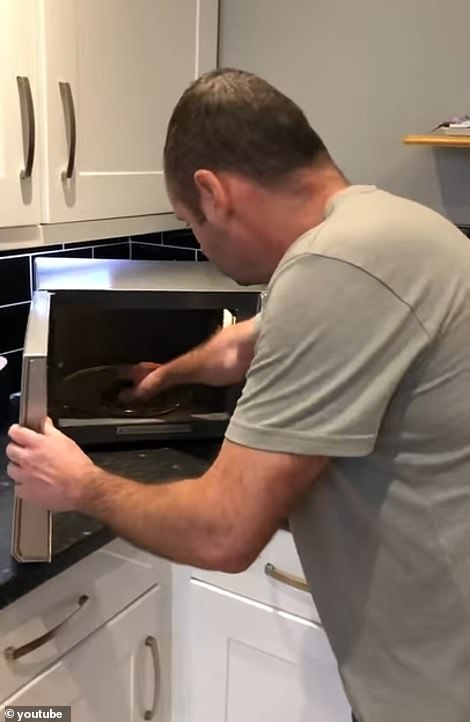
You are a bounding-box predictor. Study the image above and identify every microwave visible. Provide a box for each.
[12,258,264,562]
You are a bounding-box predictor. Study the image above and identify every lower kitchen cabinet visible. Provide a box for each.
[1,585,170,722]
[187,579,350,722]
[2,533,348,722]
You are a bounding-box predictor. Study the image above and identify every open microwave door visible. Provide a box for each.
[11,291,52,562]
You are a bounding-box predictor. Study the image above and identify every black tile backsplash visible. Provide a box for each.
[0,303,30,354]
[2,350,23,395]
[0,244,62,259]
[162,229,199,249]
[52,247,94,259]
[131,228,200,251]
[0,257,30,306]
[132,243,196,261]
[132,232,163,245]
[93,242,129,259]
[130,227,206,261]
[0,229,202,397]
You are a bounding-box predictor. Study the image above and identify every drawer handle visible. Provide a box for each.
[16,76,36,180]
[144,635,161,720]
[3,594,89,662]
[264,563,310,593]
[59,81,76,181]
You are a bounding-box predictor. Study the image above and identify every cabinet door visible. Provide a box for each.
[0,0,40,227]
[1,585,171,722]
[39,0,218,223]
[188,580,350,722]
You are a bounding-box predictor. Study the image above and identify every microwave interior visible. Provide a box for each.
[46,291,252,443]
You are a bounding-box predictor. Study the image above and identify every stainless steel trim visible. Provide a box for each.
[3,595,89,661]
[116,424,192,436]
[59,81,76,181]
[144,635,160,721]
[190,412,229,421]
[264,562,310,593]
[59,417,166,427]
[35,257,266,294]
[16,76,36,180]
[22,292,51,358]
[11,292,52,563]
[256,290,269,315]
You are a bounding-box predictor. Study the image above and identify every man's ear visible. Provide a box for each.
[194,170,228,221]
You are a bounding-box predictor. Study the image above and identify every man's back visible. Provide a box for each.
[227,186,470,721]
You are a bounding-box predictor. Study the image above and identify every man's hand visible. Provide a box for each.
[6,419,97,511]
[120,318,258,404]
[119,361,168,403]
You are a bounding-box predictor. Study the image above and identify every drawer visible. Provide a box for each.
[192,529,320,623]
[0,541,166,702]
[101,537,171,580]
[1,585,171,722]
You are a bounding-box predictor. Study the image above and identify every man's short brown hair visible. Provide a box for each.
[164,68,330,217]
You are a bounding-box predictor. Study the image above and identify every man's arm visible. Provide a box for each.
[126,317,258,401]
[7,421,326,572]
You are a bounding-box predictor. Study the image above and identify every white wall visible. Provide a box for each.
[219,0,470,225]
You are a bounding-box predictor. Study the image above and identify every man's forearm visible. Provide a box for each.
[162,317,257,388]
[81,466,246,572]
[7,424,323,575]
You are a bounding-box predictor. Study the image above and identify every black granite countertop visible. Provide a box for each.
[0,433,219,610]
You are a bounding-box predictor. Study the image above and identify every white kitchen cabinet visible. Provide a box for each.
[1,585,171,722]
[0,542,161,700]
[193,528,321,622]
[0,0,41,227]
[186,578,350,722]
[38,0,218,223]
[1,0,218,231]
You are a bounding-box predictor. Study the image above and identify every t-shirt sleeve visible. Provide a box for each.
[226,254,430,457]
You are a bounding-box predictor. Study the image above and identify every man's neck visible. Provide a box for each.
[251,169,350,268]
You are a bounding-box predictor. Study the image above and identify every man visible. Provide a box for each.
[7,69,470,722]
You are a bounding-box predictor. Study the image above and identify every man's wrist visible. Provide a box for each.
[162,357,197,388]
[74,463,121,518]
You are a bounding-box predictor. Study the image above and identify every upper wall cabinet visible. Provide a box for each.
[39,0,218,223]
[0,0,219,228]
[0,1,41,227]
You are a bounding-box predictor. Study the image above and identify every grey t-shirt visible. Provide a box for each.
[226,185,470,722]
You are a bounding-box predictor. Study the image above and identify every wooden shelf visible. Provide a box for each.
[403,133,470,147]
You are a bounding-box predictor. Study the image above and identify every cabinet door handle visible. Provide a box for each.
[264,562,310,593]
[3,595,89,662]
[16,76,36,180]
[59,81,76,181]
[144,635,161,721]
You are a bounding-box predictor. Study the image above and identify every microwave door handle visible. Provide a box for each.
[12,358,52,562]
[11,293,52,563]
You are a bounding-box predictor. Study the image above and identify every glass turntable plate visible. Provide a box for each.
[55,364,193,419]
